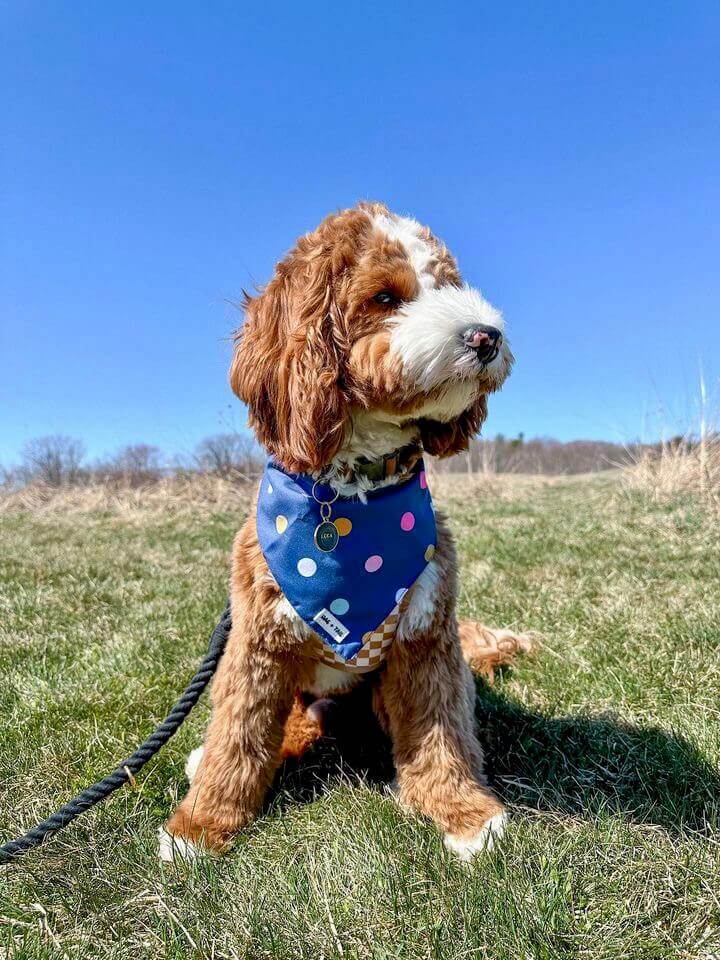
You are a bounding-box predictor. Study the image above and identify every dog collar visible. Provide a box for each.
[257,459,437,670]
[351,442,423,483]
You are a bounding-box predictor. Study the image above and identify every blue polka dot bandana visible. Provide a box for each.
[257,460,437,663]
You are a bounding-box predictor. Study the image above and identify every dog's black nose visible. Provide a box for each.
[463,324,502,361]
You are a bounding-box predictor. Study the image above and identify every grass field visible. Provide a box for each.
[1,474,719,959]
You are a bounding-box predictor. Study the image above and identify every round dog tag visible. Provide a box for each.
[314,521,340,553]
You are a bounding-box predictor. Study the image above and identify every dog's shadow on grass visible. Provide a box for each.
[476,682,719,835]
[273,678,719,836]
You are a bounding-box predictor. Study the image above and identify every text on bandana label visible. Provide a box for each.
[313,608,350,642]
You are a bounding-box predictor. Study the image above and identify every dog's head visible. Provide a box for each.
[231,202,513,473]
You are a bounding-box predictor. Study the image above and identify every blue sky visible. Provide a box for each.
[2,1,719,465]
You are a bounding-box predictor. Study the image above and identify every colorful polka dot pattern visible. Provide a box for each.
[257,458,436,666]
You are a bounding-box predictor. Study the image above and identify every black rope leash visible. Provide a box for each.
[0,603,232,865]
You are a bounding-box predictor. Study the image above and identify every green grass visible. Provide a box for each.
[1,476,719,959]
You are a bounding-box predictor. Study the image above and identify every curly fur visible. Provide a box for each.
[164,202,524,862]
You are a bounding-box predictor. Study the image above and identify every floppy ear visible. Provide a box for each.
[229,255,348,474]
[418,395,488,459]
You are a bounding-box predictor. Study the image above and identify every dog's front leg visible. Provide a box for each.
[380,624,506,861]
[161,618,302,859]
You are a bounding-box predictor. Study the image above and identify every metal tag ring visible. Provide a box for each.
[311,480,339,506]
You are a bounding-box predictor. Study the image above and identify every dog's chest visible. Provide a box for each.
[307,662,362,696]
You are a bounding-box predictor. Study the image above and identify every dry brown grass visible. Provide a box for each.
[429,468,614,494]
[623,436,720,511]
[0,473,256,519]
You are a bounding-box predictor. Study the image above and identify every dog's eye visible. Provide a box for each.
[373,291,395,305]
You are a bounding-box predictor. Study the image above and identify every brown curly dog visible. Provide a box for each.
[161,202,529,863]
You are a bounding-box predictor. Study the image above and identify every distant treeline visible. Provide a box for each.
[435,432,720,475]
[1,434,263,489]
[435,434,635,475]
[2,432,713,489]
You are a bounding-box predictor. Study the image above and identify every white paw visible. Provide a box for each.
[158,827,199,863]
[444,812,507,861]
[185,746,204,783]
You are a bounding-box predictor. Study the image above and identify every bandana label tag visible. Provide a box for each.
[314,608,349,642]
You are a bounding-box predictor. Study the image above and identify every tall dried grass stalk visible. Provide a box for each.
[624,374,719,511]
[624,435,720,512]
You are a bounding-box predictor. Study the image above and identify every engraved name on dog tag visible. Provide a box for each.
[314,520,340,553]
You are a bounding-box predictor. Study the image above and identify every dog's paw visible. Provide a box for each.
[158,827,199,864]
[184,746,204,783]
[444,812,507,861]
